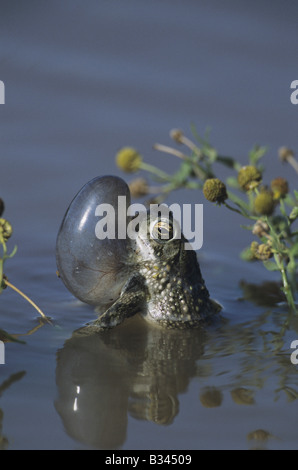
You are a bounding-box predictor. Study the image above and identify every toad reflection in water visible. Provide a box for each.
[54,280,298,449]
[54,316,207,449]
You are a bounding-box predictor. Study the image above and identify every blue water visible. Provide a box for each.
[0,0,298,449]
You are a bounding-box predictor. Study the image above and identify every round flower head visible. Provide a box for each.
[237,166,262,191]
[252,219,269,238]
[278,146,294,162]
[129,178,149,198]
[0,218,12,242]
[203,178,228,204]
[116,147,142,173]
[254,189,275,216]
[250,241,259,257]
[257,243,272,261]
[170,128,184,144]
[250,241,272,260]
[270,177,289,199]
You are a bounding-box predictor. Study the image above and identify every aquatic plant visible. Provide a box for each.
[116,127,298,312]
[0,198,47,333]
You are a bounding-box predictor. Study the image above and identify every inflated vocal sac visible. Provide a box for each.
[56,175,132,308]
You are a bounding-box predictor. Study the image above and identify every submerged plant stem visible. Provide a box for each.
[4,279,50,322]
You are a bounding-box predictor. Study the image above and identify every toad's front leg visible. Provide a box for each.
[91,274,147,330]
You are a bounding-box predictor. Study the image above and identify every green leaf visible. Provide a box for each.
[263,260,280,271]
[190,124,209,147]
[203,146,217,162]
[289,206,298,222]
[249,145,268,166]
[287,255,297,274]
[240,246,254,261]
[289,242,298,258]
[170,160,193,186]
[283,194,295,207]
[266,218,281,245]
[227,190,250,215]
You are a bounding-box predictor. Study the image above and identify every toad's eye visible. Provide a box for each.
[151,219,175,242]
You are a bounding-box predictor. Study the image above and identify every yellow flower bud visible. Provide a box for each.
[270,177,289,199]
[257,243,273,260]
[250,241,259,257]
[250,241,272,260]
[169,128,184,144]
[254,189,275,216]
[252,220,269,238]
[278,146,294,162]
[129,178,149,198]
[116,147,142,173]
[237,165,262,191]
[202,178,228,204]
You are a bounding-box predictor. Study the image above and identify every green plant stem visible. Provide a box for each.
[140,162,171,181]
[223,202,245,216]
[287,154,298,175]
[1,238,49,321]
[274,253,296,312]
[279,198,288,219]
[185,181,201,190]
